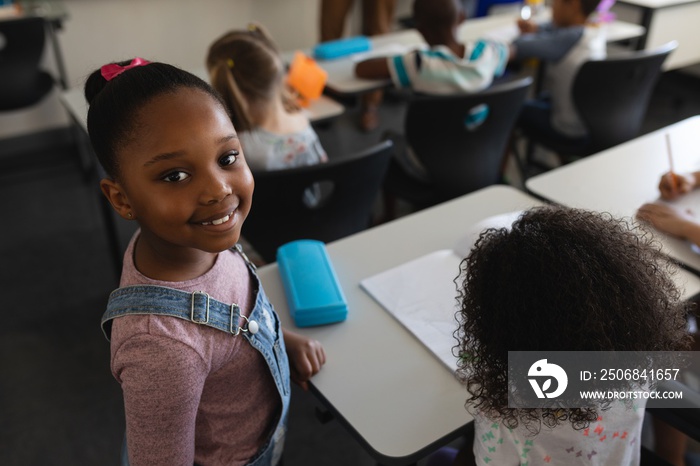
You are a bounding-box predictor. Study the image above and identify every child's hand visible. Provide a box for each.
[659,171,695,200]
[283,329,326,391]
[637,202,698,239]
[517,19,538,34]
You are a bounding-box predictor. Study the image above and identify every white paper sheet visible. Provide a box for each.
[360,211,523,373]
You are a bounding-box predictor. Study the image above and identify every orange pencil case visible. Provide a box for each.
[286,51,327,107]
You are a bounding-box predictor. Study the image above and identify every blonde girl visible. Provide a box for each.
[207,24,327,172]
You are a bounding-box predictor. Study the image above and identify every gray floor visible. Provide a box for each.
[1,70,699,466]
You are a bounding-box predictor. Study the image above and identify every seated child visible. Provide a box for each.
[452,206,692,465]
[355,0,508,95]
[512,0,605,143]
[355,0,509,182]
[207,23,328,172]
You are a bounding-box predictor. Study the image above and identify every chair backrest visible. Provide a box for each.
[573,41,676,153]
[0,16,51,110]
[405,76,531,199]
[241,140,393,262]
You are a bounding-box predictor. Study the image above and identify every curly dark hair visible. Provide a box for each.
[454,206,692,431]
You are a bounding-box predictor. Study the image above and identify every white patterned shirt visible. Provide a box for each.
[386,39,509,95]
[239,125,327,172]
[473,400,646,466]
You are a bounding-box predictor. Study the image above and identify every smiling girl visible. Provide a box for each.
[86,58,325,466]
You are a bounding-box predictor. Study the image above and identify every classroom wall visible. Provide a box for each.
[0,0,240,138]
[0,0,411,140]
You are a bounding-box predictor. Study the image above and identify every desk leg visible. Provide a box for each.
[45,19,69,89]
[636,6,653,50]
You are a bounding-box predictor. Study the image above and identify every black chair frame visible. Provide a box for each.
[242,140,393,263]
[520,41,677,174]
[0,16,55,111]
[384,76,532,213]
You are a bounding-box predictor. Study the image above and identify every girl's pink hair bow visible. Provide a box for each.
[101,57,151,81]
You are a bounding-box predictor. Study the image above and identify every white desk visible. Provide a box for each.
[317,13,646,95]
[257,184,700,464]
[612,0,700,69]
[258,185,541,464]
[300,95,345,123]
[526,116,700,278]
[59,87,344,133]
[460,10,646,44]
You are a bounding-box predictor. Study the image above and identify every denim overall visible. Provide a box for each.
[101,245,290,466]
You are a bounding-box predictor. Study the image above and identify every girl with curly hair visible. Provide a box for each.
[450,206,692,466]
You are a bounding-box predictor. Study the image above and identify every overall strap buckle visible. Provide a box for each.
[230,304,241,335]
[190,290,210,324]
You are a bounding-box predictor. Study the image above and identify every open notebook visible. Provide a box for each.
[360,211,522,373]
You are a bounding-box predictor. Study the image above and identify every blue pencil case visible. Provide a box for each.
[313,35,372,60]
[276,240,348,327]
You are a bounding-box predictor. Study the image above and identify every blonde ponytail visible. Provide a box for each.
[207,25,296,131]
[209,59,255,132]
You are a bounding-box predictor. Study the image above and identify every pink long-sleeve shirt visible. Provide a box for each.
[110,234,280,466]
